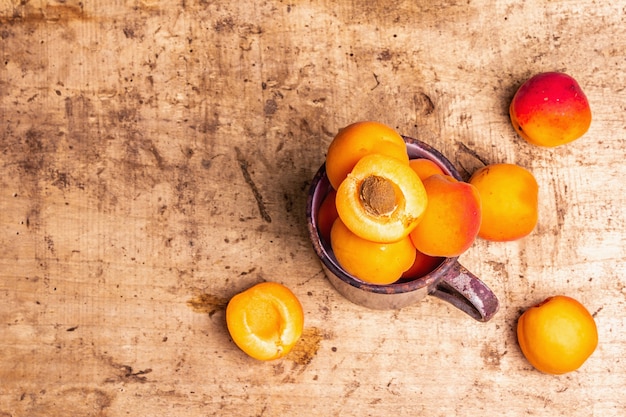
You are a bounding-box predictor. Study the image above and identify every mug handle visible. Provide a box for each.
[430,261,499,322]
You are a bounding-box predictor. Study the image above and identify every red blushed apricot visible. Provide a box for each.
[409,158,445,181]
[317,189,338,244]
[226,282,304,361]
[401,248,444,279]
[510,72,592,147]
[409,175,482,258]
[331,218,416,285]
[469,163,538,242]
[336,153,428,243]
[325,121,409,190]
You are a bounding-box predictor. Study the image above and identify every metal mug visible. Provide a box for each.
[306,136,499,322]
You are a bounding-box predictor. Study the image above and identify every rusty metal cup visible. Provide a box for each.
[306,136,499,322]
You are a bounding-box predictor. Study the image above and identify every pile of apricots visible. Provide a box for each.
[317,120,540,285]
[226,71,597,375]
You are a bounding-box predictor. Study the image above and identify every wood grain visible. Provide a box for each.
[1,1,625,416]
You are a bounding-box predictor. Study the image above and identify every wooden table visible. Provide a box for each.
[1,1,625,415]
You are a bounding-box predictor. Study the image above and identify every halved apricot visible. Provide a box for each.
[226,282,304,361]
[335,153,428,243]
[325,121,409,190]
[331,218,416,285]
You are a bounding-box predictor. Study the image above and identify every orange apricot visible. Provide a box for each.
[330,217,416,285]
[469,163,538,242]
[517,295,598,374]
[510,72,592,147]
[316,189,338,244]
[335,153,428,243]
[409,174,482,257]
[401,248,444,279]
[325,121,409,190]
[409,158,445,181]
[226,282,304,361]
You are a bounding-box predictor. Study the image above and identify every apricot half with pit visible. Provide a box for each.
[335,153,428,243]
[509,72,591,147]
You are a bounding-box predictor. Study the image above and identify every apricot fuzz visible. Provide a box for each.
[510,72,591,147]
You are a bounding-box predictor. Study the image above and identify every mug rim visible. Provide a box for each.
[306,136,462,295]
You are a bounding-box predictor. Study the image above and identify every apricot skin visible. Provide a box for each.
[317,189,338,244]
[325,121,409,190]
[409,158,445,181]
[517,295,598,374]
[409,175,482,258]
[469,163,538,242]
[510,72,591,147]
[330,218,416,285]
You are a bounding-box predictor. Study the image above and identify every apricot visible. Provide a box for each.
[510,72,592,147]
[325,121,409,190]
[226,282,304,361]
[517,295,598,374]
[330,217,416,285]
[409,175,481,258]
[336,153,428,243]
[409,158,445,181]
[469,163,538,242]
[400,248,443,279]
[316,189,338,244]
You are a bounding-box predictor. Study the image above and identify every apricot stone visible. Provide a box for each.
[409,175,482,258]
[509,72,591,147]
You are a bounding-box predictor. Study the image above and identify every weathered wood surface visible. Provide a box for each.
[1,1,625,416]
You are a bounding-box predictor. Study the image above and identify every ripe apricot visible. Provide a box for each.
[517,295,598,374]
[226,282,304,361]
[401,248,443,279]
[316,189,338,244]
[330,217,416,285]
[325,121,409,190]
[469,163,538,242]
[336,153,428,243]
[510,72,592,147]
[409,175,482,258]
[409,158,445,181]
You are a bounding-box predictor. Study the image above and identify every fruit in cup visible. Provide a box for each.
[509,72,592,147]
[330,217,416,285]
[226,282,304,361]
[517,295,598,374]
[409,158,445,181]
[401,248,444,279]
[335,153,428,243]
[317,189,339,244]
[469,163,539,242]
[409,175,482,258]
[325,121,409,189]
